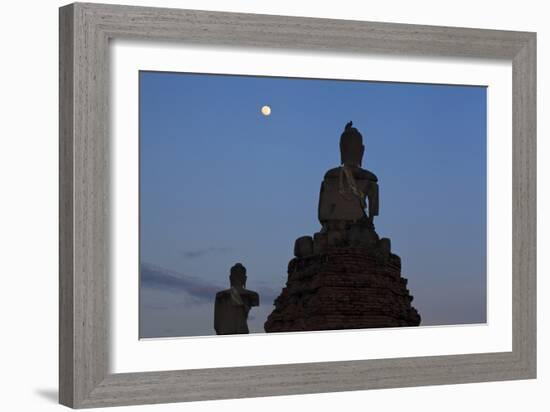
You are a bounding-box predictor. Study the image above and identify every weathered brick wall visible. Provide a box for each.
[264,247,421,332]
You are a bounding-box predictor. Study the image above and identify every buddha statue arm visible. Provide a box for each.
[249,291,260,307]
[317,181,325,223]
[213,296,221,334]
[367,181,379,219]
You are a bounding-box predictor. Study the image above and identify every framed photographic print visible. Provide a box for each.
[59,2,536,408]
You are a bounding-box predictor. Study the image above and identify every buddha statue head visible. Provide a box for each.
[229,263,247,288]
[339,121,364,167]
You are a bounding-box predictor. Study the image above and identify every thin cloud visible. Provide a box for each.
[140,262,279,306]
[141,262,222,302]
[181,246,232,259]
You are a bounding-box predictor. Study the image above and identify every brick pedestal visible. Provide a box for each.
[264,247,421,332]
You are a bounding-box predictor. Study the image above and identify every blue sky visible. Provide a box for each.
[139,71,487,338]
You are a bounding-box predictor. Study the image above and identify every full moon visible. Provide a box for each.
[261,105,271,116]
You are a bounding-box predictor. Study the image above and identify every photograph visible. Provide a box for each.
[138,71,487,338]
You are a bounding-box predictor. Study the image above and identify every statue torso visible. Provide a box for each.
[318,166,378,223]
[214,288,259,335]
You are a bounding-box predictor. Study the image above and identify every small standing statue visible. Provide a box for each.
[214,263,260,335]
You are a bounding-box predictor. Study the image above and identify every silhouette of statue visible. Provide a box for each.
[318,121,379,226]
[291,121,381,255]
[214,263,259,335]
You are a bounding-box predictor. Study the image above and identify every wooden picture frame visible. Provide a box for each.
[59,2,536,408]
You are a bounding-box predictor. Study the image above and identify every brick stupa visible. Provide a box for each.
[264,122,421,332]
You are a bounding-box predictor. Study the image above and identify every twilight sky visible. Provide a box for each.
[139,71,487,338]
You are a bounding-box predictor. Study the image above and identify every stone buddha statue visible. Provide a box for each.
[318,121,379,227]
[294,122,387,257]
[214,263,259,335]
